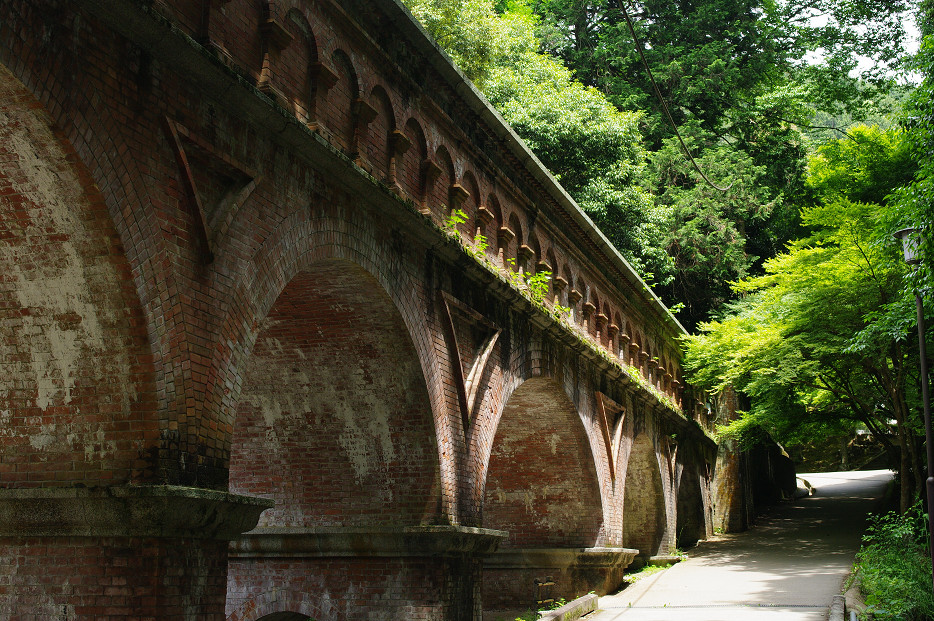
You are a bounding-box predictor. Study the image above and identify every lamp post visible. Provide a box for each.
[894,227,933,593]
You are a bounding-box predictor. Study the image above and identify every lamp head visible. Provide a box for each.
[894,227,922,265]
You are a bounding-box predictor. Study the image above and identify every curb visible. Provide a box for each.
[829,594,846,621]
[538,593,598,620]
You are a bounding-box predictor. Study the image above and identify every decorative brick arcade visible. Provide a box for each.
[0,0,725,618]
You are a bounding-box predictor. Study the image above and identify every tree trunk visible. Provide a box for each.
[894,411,913,512]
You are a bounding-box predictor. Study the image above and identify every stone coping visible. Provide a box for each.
[539,593,599,621]
[484,546,639,570]
[229,525,508,558]
[647,554,683,566]
[0,485,273,539]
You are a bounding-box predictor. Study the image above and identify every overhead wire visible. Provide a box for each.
[614,0,734,191]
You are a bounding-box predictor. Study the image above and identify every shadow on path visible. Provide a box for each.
[590,470,892,621]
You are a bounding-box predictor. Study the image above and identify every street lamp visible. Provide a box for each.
[895,226,933,593]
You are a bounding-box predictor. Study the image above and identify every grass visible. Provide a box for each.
[625,563,673,583]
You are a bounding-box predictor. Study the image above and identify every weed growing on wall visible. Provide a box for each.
[433,203,684,418]
[444,207,468,230]
[525,269,551,303]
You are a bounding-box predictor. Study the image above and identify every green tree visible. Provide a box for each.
[530,0,914,328]
[682,127,924,510]
[404,0,671,279]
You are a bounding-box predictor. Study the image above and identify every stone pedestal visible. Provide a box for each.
[0,486,272,619]
[482,546,639,613]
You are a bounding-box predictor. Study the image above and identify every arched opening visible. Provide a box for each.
[257,614,307,621]
[365,85,394,180]
[623,431,667,559]
[229,259,438,525]
[279,10,317,122]
[328,50,357,151]
[226,259,443,617]
[0,62,156,487]
[429,145,454,220]
[460,169,480,240]
[400,117,427,202]
[482,377,603,612]
[485,194,503,260]
[676,462,706,549]
[506,213,522,271]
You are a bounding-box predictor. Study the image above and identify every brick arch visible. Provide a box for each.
[279,8,317,122]
[481,376,604,548]
[228,258,441,527]
[468,339,607,524]
[327,49,357,150]
[364,84,394,180]
[545,248,558,274]
[484,193,503,260]
[459,169,480,239]
[430,144,455,220]
[623,428,667,558]
[528,234,542,268]
[576,276,589,326]
[226,589,310,621]
[210,206,452,502]
[0,61,159,487]
[598,300,612,347]
[613,311,624,357]
[506,212,522,271]
[400,117,427,202]
[588,291,601,338]
[632,329,644,369]
[560,265,574,307]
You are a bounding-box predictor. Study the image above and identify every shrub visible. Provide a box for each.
[855,503,934,620]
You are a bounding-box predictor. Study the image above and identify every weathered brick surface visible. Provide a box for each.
[483,377,603,549]
[0,0,727,617]
[0,536,229,620]
[622,425,669,557]
[0,62,157,488]
[226,557,478,621]
[229,262,441,527]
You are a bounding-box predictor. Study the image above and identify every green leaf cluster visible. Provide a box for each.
[856,503,934,620]
[682,124,931,508]
[528,0,915,328]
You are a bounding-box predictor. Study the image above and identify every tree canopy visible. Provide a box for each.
[681,125,927,510]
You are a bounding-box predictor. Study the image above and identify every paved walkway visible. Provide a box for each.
[591,470,893,620]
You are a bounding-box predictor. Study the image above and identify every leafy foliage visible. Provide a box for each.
[682,126,927,509]
[529,0,914,328]
[856,503,934,621]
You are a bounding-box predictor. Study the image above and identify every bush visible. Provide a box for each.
[855,503,934,620]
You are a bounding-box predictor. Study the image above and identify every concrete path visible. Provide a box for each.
[591,470,893,621]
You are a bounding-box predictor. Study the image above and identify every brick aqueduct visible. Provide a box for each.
[0,0,746,618]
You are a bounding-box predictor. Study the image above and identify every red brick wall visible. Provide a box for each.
[227,557,479,621]
[0,536,229,619]
[229,261,441,527]
[0,0,709,616]
[483,377,603,548]
[0,62,157,488]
